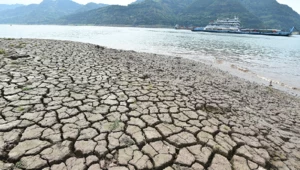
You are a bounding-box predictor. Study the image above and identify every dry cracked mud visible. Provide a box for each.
[0,38,299,170]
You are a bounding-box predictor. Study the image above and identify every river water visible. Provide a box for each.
[0,25,299,95]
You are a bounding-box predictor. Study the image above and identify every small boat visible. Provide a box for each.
[192,17,294,37]
[175,24,193,30]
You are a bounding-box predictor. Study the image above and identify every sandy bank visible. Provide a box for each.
[0,38,299,170]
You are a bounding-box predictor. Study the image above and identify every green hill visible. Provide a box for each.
[0,0,107,24]
[60,0,299,29]
[0,0,299,29]
[177,0,263,28]
[0,4,24,12]
[239,0,300,29]
[59,0,176,26]
[0,0,81,24]
[75,2,108,13]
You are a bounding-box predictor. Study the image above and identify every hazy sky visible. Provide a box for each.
[0,0,299,14]
[0,0,136,5]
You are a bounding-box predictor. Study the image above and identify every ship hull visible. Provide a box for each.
[192,29,292,37]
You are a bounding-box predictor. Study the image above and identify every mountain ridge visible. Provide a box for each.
[0,4,24,12]
[0,0,299,29]
[0,0,108,24]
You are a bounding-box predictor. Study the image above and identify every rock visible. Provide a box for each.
[175,148,195,166]
[153,154,173,169]
[93,105,110,114]
[51,163,67,170]
[142,141,176,168]
[143,127,162,141]
[231,156,250,170]
[95,140,108,157]
[129,150,153,169]
[0,161,14,170]
[126,125,145,145]
[187,145,212,164]
[103,99,118,105]
[88,164,102,170]
[21,125,44,140]
[0,120,21,131]
[167,132,197,147]
[9,139,50,160]
[71,92,86,100]
[156,123,182,136]
[86,155,99,166]
[75,140,97,155]
[108,167,129,170]
[41,141,72,163]
[62,123,79,140]
[197,131,213,144]
[192,163,204,170]
[208,154,232,170]
[20,155,47,169]
[78,128,98,140]
[9,54,30,60]
[128,117,146,128]
[66,157,86,170]
[118,146,138,165]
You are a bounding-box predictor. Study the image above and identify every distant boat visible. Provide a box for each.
[192,17,294,37]
[175,24,193,30]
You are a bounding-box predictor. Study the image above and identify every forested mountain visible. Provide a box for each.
[176,0,263,28]
[0,4,23,12]
[75,2,108,13]
[60,0,300,29]
[0,0,107,24]
[131,0,146,4]
[59,0,176,26]
[0,0,299,29]
[239,0,300,29]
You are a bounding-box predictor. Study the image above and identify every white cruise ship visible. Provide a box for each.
[192,16,294,36]
[203,16,241,31]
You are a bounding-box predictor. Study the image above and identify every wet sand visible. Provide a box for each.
[0,39,299,170]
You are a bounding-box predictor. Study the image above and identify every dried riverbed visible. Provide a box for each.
[0,39,299,170]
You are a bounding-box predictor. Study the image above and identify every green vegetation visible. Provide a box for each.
[4,38,15,40]
[121,137,135,146]
[239,0,300,29]
[0,49,5,55]
[213,145,222,152]
[15,42,26,48]
[0,0,299,29]
[17,107,25,112]
[110,120,120,131]
[22,87,31,91]
[0,4,23,12]
[15,161,24,169]
[266,86,274,93]
[0,0,107,24]
[60,0,300,29]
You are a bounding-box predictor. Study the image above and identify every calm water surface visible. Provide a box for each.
[1,25,299,94]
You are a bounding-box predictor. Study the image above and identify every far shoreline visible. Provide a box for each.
[0,23,176,29]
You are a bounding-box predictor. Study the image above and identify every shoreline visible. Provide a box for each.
[0,38,299,170]
[0,23,175,29]
[1,25,299,95]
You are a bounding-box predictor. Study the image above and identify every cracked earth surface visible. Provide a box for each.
[0,39,299,170]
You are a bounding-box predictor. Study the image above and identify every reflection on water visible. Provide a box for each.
[0,25,299,93]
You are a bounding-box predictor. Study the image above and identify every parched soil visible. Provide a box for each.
[0,39,299,170]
